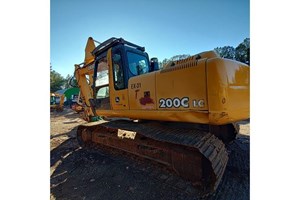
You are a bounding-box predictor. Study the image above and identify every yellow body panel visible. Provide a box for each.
[156,58,208,111]
[127,58,208,111]
[110,89,129,110]
[128,72,157,110]
[206,58,250,124]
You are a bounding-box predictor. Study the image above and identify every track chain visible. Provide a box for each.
[77,120,228,195]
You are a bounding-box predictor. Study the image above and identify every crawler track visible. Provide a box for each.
[77,120,228,195]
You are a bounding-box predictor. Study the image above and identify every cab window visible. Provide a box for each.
[95,57,109,87]
[96,86,109,99]
[95,85,110,110]
[112,52,125,90]
[127,52,149,76]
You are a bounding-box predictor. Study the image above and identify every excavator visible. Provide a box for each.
[73,37,249,195]
[50,93,64,112]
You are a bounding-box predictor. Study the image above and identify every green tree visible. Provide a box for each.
[50,66,65,92]
[170,54,190,61]
[214,46,236,59]
[64,74,71,89]
[159,54,190,69]
[235,38,250,64]
[159,58,169,69]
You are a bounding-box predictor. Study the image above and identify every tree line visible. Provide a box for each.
[214,38,250,65]
[50,64,76,93]
[159,38,250,68]
[50,38,249,92]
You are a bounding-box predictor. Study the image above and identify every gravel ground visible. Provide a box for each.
[50,109,250,200]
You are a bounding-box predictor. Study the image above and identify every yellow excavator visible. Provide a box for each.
[73,37,249,195]
[50,93,65,112]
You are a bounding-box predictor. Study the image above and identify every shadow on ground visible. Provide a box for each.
[51,108,83,120]
[50,130,249,200]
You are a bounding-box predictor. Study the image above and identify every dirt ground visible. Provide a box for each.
[50,109,250,200]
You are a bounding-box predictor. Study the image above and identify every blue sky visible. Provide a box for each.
[51,0,249,78]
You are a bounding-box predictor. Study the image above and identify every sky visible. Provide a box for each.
[51,0,249,78]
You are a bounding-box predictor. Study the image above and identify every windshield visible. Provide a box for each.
[127,52,149,76]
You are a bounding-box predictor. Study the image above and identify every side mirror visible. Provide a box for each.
[150,57,159,72]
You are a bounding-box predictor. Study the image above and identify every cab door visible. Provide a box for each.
[108,48,129,110]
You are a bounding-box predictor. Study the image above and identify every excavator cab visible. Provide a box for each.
[92,38,152,89]
[75,37,160,119]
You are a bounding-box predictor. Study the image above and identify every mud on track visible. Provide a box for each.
[50,109,249,200]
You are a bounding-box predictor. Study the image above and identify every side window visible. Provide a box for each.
[95,85,110,110]
[96,86,109,99]
[95,57,109,87]
[113,52,125,90]
[127,52,149,76]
